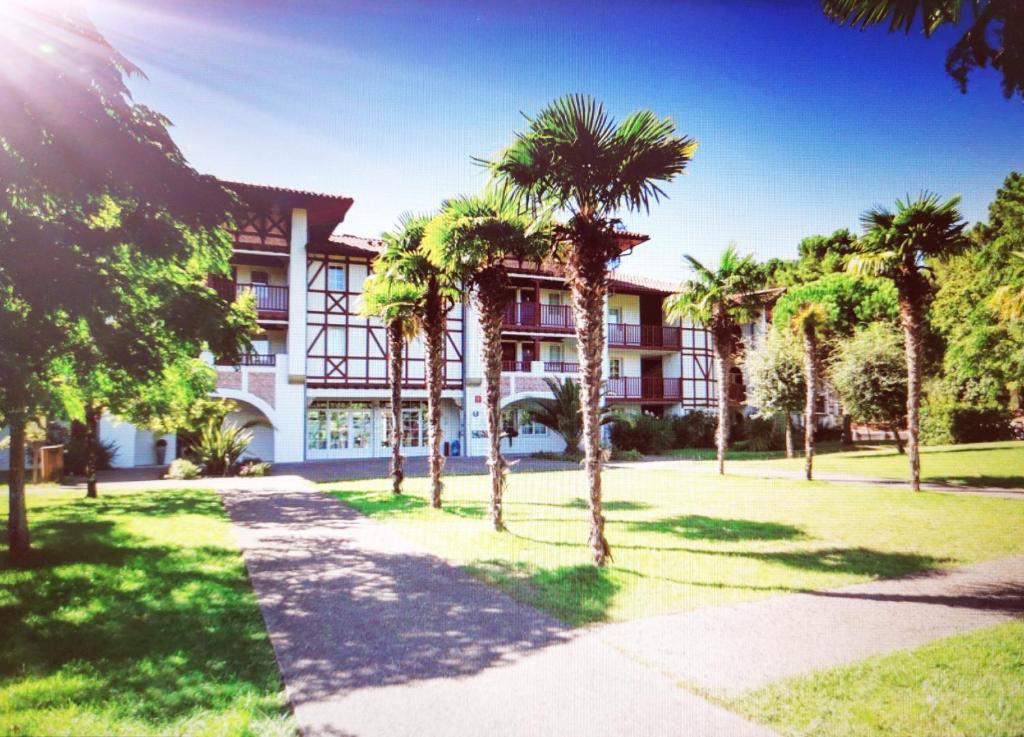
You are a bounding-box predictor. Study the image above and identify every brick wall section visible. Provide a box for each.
[248,371,276,409]
[217,370,242,390]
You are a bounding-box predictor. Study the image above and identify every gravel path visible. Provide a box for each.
[599,554,1024,697]
[220,482,776,737]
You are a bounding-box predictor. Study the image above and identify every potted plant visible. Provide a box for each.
[155,438,168,465]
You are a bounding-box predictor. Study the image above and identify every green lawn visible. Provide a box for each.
[731,619,1024,737]
[0,487,293,737]
[328,465,1024,625]
[729,440,1024,488]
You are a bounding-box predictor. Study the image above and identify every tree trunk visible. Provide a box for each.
[784,413,794,459]
[388,320,405,495]
[423,278,446,508]
[566,248,611,566]
[7,410,30,561]
[899,292,923,491]
[890,420,905,454]
[713,334,731,476]
[85,404,100,498]
[477,276,508,531]
[803,324,818,481]
[841,413,853,445]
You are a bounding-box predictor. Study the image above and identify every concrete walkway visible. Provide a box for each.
[219,481,776,737]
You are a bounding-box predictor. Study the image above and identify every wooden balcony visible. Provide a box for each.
[501,360,580,374]
[215,353,277,367]
[607,323,682,350]
[606,376,683,402]
[502,303,574,333]
[210,277,288,321]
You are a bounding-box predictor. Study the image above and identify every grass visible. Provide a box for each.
[728,440,1024,488]
[730,619,1024,737]
[327,464,1024,625]
[0,487,294,737]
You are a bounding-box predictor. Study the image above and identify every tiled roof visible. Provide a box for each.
[222,180,353,204]
[608,270,679,295]
[326,233,386,255]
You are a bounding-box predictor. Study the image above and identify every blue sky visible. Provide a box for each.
[87,0,1023,282]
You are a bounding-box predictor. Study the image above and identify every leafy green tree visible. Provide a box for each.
[773,273,899,477]
[372,214,456,508]
[528,377,615,459]
[1,4,249,559]
[361,274,423,496]
[667,246,761,475]
[829,323,908,451]
[848,193,971,491]
[822,0,1024,100]
[744,330,806,458]
[488,94,696,566]
[990,252,1024,321]
[762,229,860,287]
[423,191,550,530]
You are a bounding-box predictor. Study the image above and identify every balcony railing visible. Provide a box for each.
[502,303,574,332]
[500,360,580,374]
[607,323,682,350]
[216,353,277,367]
[502,360,530,372]
[544,361,579,373]
[210,277,288,319]
[606,376,683,401]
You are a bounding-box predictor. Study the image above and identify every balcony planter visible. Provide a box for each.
[155,438,168,465]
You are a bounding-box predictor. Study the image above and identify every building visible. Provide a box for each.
[2,181,752,470]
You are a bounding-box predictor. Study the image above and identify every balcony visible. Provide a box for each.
[501,360,579,374]
[607,323,682,350]
[502,303,574,333]
[216,353,277,367]
[606,376,683,402]
[210,277,288,321]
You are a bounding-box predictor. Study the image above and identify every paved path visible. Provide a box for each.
[220,481,775,737]
[600,554,1024,697]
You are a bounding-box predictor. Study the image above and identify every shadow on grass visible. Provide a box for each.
[334,490,488,519]
[937,475,1024,490]
[566,497,653,512]
[0,490,288,731]
[628,515,806,542]
[466,560,620,626]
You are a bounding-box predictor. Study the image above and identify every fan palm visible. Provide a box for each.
[487,94,697,566]
[528,376,614,456]
[666,245,761,475]
[361,274,423,495]
[848,193,970,491]
[423,190,551,530]
[375,213,457,508]
[789,304,830,480]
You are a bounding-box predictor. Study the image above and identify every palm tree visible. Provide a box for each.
[487,94,696,566]
[848,193,970,491]
[528,376,614,457]
[361,274,423,495]
[789,304,829,480]
[375,214,456,508]
[423,191,550,530]
[666,246,760,475]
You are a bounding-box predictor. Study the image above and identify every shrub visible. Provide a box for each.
[610,414,673,455]
[610,448,643,461]
[745,416,786,451]
[921,402,1015,445]
[669,412,716,448]
[238,461,271,477]
[189,418,261,476]
[61,421,119,475]
[814,424,844,443]
[165,458,201,480]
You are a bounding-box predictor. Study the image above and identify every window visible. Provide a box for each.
[327,326,346,356]
[250,270,269,285]
[250,337,270,356]
[501,408,547,436]
[609,358,622,379]
[308,401,374,452]
[547,292,563,306]
[382,402,425,448]
[547,343,563,362]
[608,307,622,324]
[328,265,346,291]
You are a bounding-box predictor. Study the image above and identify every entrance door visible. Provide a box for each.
[521,342,537,367]
[501,342,518,371]
[308,401,375,459]
[520,288,537,325]
[641,357,663,399]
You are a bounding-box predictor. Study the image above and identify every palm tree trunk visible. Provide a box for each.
[7,409,30,561]
[387,320,405,495]
[423,278,446,508]
[85,404,100,498]
[477,276,508,531]
[784,413,794,459]
[802,325,818,481]
[713,335,731,476]
[566,249,611,566]
[899,293,923,491]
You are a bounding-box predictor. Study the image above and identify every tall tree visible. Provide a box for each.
[744,330,806,458]
[849,193,971,490]
[772,273,899,478]
[1,3,248,559]
[374,214,455,508]
[667,246,761,476]
[822,0,1024,100]
[487,94,696,565]
[423,191,550,530]
[360,276,423,495]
